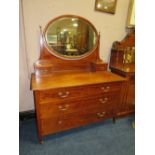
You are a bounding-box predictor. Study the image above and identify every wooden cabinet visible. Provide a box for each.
[31,15,126,143]
[32,72,125,143]
[110,31,135,117]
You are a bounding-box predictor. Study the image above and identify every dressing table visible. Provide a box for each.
[31,15,126,143]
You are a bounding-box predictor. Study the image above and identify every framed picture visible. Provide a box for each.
[95,0,117,14]
[127,0,135,28]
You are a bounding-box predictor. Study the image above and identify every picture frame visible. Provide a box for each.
[127,0,135,28]
[95,0,117,14]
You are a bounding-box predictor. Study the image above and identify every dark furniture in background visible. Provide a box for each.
[110,31,135,117]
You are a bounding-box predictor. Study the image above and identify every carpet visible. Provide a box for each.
[19,116,135,155]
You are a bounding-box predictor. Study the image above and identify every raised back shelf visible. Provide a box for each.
[34,15,108,76]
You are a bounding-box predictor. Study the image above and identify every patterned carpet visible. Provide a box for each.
[19,116,135,155]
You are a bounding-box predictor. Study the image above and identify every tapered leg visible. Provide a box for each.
[39,140,43,144]
[112,117,116,123]
[38,134,43,144]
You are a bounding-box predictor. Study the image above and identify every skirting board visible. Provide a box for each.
[19,110,35,121]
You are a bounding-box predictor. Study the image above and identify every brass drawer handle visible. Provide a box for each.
[58,104,69,111]
[101,86,110,92]
[99,98,108,104]
[58,91,70,98]
[97,112,106,118]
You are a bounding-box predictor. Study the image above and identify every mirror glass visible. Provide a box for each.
[45,16,97,59]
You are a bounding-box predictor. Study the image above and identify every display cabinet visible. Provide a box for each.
[110,31,135,117]
[31,15,126,143]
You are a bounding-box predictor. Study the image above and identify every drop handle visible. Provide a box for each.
[58,91,70,98]
[58,104,69,111]
[97,112,106,118]
[101,86,110,92]
[99,98,108,104]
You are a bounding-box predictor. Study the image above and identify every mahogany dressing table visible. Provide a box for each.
[31,15,126,143]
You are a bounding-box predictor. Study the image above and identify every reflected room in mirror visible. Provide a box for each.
[45,16,97,59]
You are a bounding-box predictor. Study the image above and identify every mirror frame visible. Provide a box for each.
[43,15,99,60]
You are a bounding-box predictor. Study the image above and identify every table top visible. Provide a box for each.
[31,71,126,90]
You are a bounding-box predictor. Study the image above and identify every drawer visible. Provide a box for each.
[39,82,121,104]
[41,108,113,136]
[40,117,59,135]
[39,92,119,119]
[83,92,118,110]
[39,101,80,119]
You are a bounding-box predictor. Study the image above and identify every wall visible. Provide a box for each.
[19,1,34,111]
[20,0,130,112]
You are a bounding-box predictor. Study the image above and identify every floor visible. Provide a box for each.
[19,116,135,155]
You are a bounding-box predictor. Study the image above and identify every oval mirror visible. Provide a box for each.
[44,15,98,59]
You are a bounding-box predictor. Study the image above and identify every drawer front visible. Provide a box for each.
[39,92,118,119]
[41,108,113,136]
[39,82,121,104]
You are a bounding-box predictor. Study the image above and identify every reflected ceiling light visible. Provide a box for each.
[63,29,68,32]
[73,23,78,27]
[97,3,101,8]
[71,18,76,21]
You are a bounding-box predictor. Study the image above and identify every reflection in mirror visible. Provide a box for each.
[45,17,97,58]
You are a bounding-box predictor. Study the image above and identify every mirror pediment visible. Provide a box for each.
[43,15,98,60]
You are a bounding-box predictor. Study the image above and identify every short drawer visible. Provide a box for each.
[39,82,122,104]
[39,101,80,119]
[39,92,119,119]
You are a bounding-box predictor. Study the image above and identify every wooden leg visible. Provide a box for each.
[112,117,116,123]
[132,121,135,128]
[38,134,43,144]
[39,140,43,144]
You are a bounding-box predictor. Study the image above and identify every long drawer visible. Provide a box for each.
[39,92,119,119]
[39,82,121,104]
[40,107,113,136]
